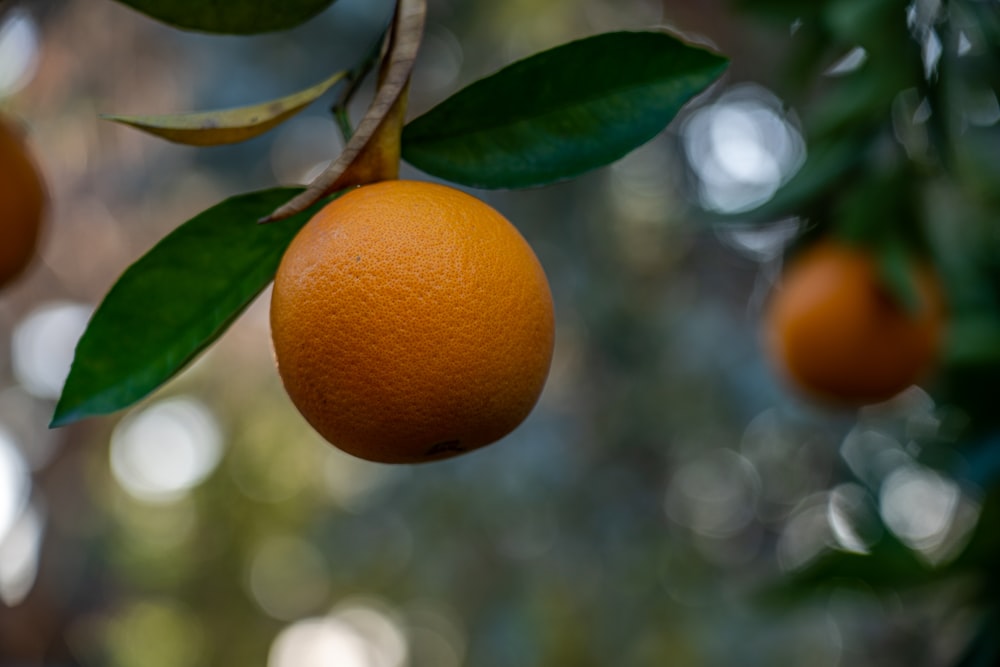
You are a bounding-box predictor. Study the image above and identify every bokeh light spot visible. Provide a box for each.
[921,29,943,79]
[412,24,463,97]
[12,302,93,400]
[827,483,879,554]
[0,501,44,606]
[0,426,30,547]
[716,218,801,262]
[879,464,959,551]
[0,10,40,96]
[824,47,868,76]
[270,617,372,667]
[962,86,1000,127]
[683,84,805,213]
[248,535,331,620]
[778,493,833,571]
[110,397,224,504]
[957,31,972,56]
[840,428,908,488]
[269,600,407,667]
[405,601,466,667]
[666,449,760,538]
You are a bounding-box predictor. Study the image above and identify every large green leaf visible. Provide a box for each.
[401,31,729,189]
[51,188,327,427]
[113,0,336,34]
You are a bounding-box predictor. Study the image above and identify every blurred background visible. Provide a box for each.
[0,0,999,665]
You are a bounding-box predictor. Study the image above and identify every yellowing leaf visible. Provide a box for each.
[101,70,348,146]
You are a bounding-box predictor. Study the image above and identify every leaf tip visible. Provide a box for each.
[49,405,79,429]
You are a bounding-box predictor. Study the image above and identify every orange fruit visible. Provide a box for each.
[0,116,46,290]
[764,239,946,406]
[270,180,555,463]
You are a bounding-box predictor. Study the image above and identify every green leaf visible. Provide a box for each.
[876,241,924,314]
[401,31,729,189]
[102,70,347,146]
[113,0,337,34]
[763,486,1000,606]
[759,531,934,606]
[826,166,924,312]
[51,188,328,427]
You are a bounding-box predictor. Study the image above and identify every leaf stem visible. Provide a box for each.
[332,22,391,143]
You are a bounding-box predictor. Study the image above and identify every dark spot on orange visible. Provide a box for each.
[425,440,465,457]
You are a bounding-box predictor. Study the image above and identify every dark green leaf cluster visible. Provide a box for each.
[721,2,1000,662]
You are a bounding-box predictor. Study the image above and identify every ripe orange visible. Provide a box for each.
[764,239,946,406]
[0,116,46,290]
[270,180,555,463]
